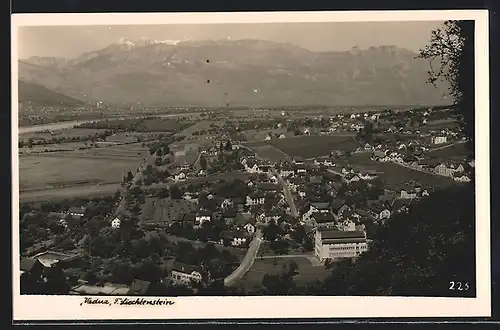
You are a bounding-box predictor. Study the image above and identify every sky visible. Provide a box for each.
[18,21,444,59]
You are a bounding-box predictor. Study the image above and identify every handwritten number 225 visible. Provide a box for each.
[449,281,469,291]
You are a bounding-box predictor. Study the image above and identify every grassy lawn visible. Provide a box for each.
[19,183,122,203]
[427,143,470,160]
[373,162,456,189]
[239,257,331,291]
[269,135,361,159]
[19,154,142,191]
[333,154,455,189]
[252,144,291,162]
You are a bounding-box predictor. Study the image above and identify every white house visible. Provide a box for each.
[222,231,248,246]
[111,217,121,229]
[434,163,453,177]
[323,158,335,167]
[195,210,212,226]
[68,206,85,218]
[400,189,418,200]
[280,168,295,178]
[246,194,265,206]
[59,218,68,228]
[432,136,448,144]
[339,219,356,232]
[350,114,357,119]
[243,222,256,236]
[220,198,234,209]
[454,174,471,182]
[301,202,331,224]
[245,163,260,174]
[303,129,311,135]
[345,173,361,184]
[380,155,391,162]
[258,211,282,224]
[174,171,187,181]
[278,133,286,139]
[264,134,272,141]
[295,165,307,174]
[170,262,203,286]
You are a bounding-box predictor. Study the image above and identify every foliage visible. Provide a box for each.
[417,20,475,148]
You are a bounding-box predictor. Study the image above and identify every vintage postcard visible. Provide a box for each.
[12,10,490,321]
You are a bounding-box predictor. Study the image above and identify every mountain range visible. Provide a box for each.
[18,38,450,108]
[18,80,85,106]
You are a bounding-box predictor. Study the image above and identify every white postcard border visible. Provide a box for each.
[11,10,491,320]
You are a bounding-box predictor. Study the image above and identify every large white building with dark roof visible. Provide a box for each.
[314,228,368,261]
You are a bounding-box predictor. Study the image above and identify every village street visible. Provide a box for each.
[224,228,263,287]
[272,169,299,217]
[113,154,155,217]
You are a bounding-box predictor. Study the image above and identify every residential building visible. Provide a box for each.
[331,200,351,217]
[220,198,234,210]
[434,163,453,177]
[195,210,212,226]
[67,206,85,218]
[221,230,248,247]
[301,202,331,224]
[453,173,471,182]
[339,219,356,232]
[345,173,360,184]
[312,212,337,229]
[246,193,265,206]
[432,136,448,144]
[170,262,203,286]
[258,210,282,224]
[314,228,368,261]
[111,217,121,229]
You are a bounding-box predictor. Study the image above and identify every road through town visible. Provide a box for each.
[224,228,263,287]
[272,170,299,218]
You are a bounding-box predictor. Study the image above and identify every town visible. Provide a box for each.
[19,105,474,295]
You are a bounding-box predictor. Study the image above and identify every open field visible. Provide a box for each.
[19,142,92,154]
[175,120,220,136]
[19,154,142,191]
[251,144,291,162]
[239,257,331,291]
[269,135,361,158]
[20,128,107,141]
[374,162,456,189]
[242,129,289,142]
[140,198,198,225]
[19,143,147,201]
[177,171,251,186]
[334,155,456,189]
[19,183,122,203]
[39,143,149,161]
[427,142,470,160]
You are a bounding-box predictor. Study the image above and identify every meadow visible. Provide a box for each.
[251,144,291,162]
[19,143,148,202]
[269,135,361,159]
[239,257,331,292]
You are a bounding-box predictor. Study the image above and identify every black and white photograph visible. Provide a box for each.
[12,10,490,320]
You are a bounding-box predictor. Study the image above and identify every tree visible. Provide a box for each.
[170,185,183,199]
[199,155,207,170]
[126,171,134,182]
[417,20,475,148]
[155,157,163,166]
[288,260,299,276]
